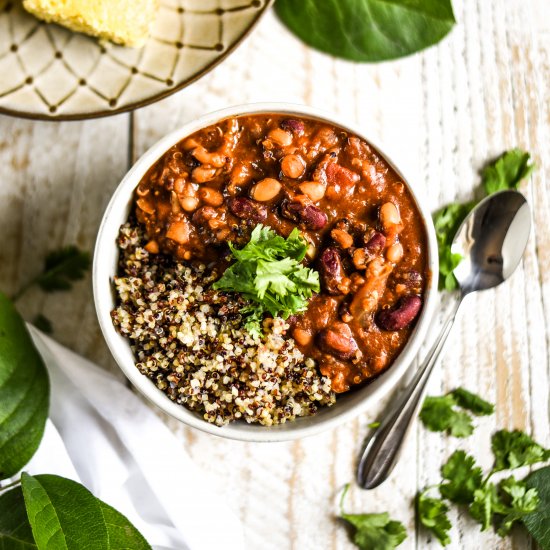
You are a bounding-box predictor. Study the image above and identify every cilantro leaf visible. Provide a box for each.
[339,484,407,550]
[496,477,539,536]
[450,388,495,416]
[482,149,535,195]
[36,246,91,292]
[419,395,474,437]
[492,430,550,471]
[417,492,452,546]
[213,225,319,336]
[432,202,474,291]
[440,450,483,504]
[469,483,501,531]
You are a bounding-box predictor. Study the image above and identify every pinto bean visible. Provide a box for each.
[268,128,293,147]
[318,247,346,295]
[331,228,354,249]
[316,322,358,360]
[299,182,326,202]
[227,197,267,223]
[377,295,422,331]
[281,199,328,230]
[281,154,306,178]
[250,178,282,201]
[199,187,224,206]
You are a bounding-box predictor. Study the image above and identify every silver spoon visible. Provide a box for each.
[357,189,531,489]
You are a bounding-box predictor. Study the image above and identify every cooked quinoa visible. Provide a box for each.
[111,222,336,426]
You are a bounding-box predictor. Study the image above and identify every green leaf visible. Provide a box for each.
[32,315,53,335]
[98,500,151,550]
[417,492,451,546]
[0,292,49,480]
[523,466,550,549]
[35,246,90,293]
[0,486,37,549]
[450,388,494,416]
[496,477,539,536]
[213,225,319,334]
[491,430,550,471]
[440,450,483,504]
[339,484,407,549]
[21,473,109,549]
[482,149,535,195]
[432,202,475,291]
[275,0,456,63]
[469,483,500,531]
[419,395,474,437]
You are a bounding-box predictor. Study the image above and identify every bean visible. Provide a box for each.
[386,242,404,263]
[377,295,422,331]
[293,328,312,347]
[299,181,326,202]
[250,178,282,201]
[192,166,217,183]
[318,247,346,295]
[281,199,328,230]
[199,187,224,206]
[281,154,306,178]
[228,197,267,223]
[379,202,402,230]
[316,322,358,360]
[192,145,226,168]
[268,127,293,147]
[179,196,200,212]
[365,231,386,254]
[166,220,190,244]
[280,118,305,136]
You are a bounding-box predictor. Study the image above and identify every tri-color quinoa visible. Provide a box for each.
[111,222,336,426]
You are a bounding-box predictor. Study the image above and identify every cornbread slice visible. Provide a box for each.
[22,0,158,47]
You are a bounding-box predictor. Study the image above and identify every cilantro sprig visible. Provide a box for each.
[434,148,535,290]
[339,484,407,550]
[420,388,494,437]
[212,225,319,337]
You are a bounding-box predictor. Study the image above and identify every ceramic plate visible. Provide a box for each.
[0,0,271,120]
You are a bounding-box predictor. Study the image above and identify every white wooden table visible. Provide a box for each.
[1,1,549,548]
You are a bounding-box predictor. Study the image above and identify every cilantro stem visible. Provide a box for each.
[0,477,21,492]
[339,483,351,514]
[11,278,37,302]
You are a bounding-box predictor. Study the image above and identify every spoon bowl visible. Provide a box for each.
[357,189,531,489]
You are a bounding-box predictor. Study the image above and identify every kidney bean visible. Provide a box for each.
[280,118,305,136]
[338,298,353,323]
[281,199,328,230]
[227,197,267,223]
[316,322,358,360]
[365,231,386,254]
[318,247,346,295]
[377,295,422,331]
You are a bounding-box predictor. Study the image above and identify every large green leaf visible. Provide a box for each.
[0,486,37,549]
[21,473,109,550]
[98,501,151,550]
[275,0,456,62]
[523,467,550,550]
[0,293,49,480]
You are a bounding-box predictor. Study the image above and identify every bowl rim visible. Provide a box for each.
[93,102,439,442]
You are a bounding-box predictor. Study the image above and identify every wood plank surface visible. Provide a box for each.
[0,1,548,548]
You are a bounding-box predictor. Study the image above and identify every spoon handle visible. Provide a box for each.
[357,299,462,489]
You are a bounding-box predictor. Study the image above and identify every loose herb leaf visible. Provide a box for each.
[275,0,456,63]
[98,500,152,550]
[213,225,319,337]
[0,293,49,480]
[0,485,37,549]
[492,430,550,471]
[469,483,501,531]
[32,314,53,334]
[523,467,550,549]
[496,477,539,536]
[417,492,452,546]
[432,202,474,291]
[482,149,535,195]
[450,388,495,416]
[368,421,381,430]
[35,246,90,293]
[339,484,407,550]
[419,395,474,437]
[440,450,483,504]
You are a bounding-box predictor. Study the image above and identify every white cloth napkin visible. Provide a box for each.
[21,326,245,550]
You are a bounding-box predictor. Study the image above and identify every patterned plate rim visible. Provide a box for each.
[0,0,274,122]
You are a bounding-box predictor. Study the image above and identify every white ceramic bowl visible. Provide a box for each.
[93,103,439,442]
